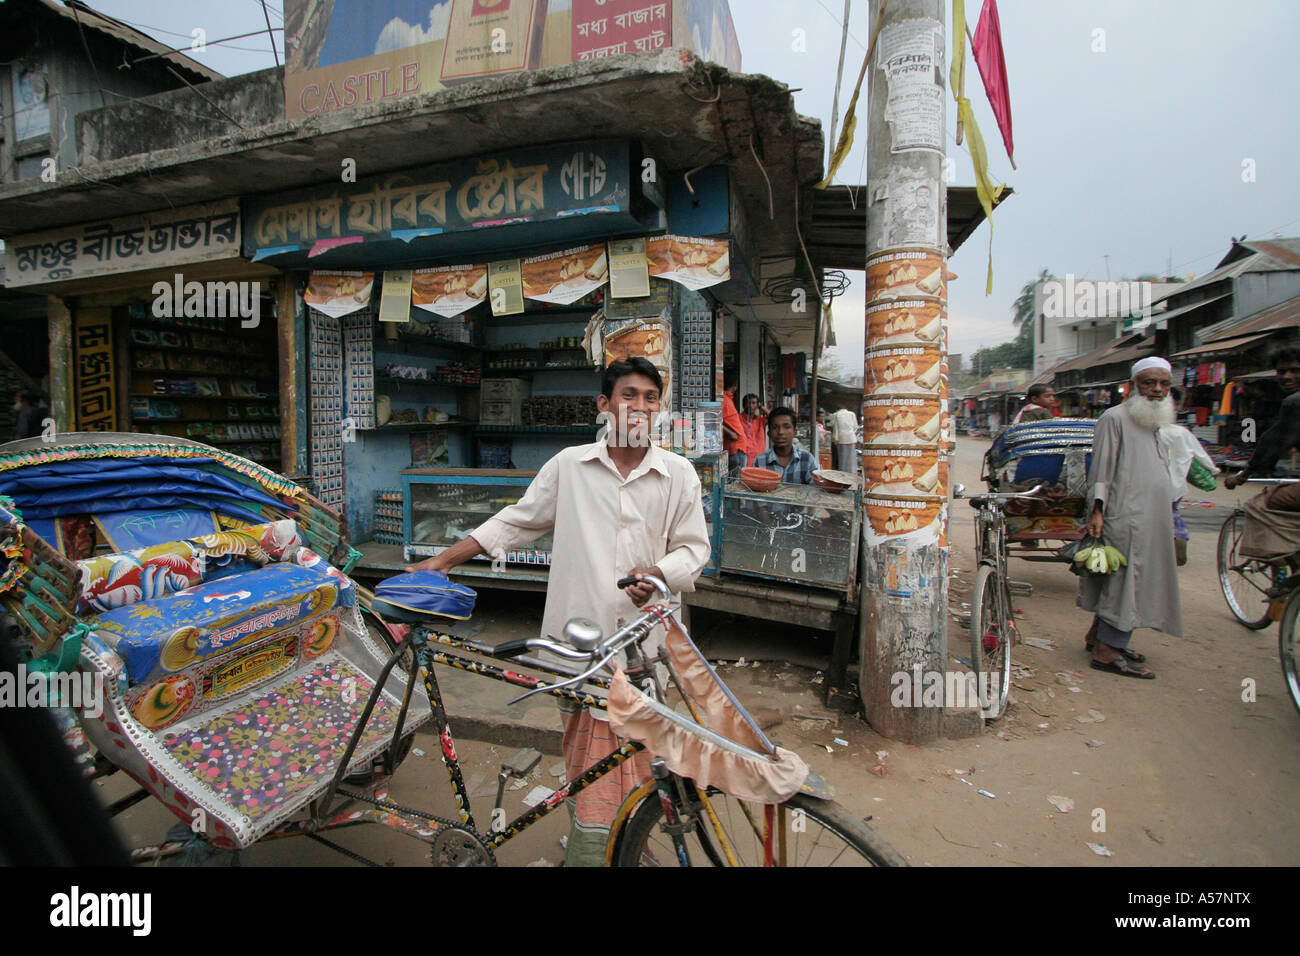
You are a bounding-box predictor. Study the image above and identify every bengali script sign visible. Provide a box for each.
[74,309,116,431]
[243,141,632,258]
[4,201,241,289]
[283,0,740,120]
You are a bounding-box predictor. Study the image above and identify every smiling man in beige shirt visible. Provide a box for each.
[409,356,710,864]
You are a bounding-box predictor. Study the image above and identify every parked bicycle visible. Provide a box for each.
[953,483,1043,721]
[355,573,906,866]
[1217,478,1300,716]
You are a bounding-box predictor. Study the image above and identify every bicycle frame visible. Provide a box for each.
[971,500,1017,642]
[122,596,815,866]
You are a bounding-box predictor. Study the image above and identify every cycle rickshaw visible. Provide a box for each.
[0,433,903,866]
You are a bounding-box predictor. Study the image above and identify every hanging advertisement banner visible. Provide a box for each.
[522,244,608,304]
[645,235,730,291]
[378,270,414,322]
[608,237,650,298]
[412,264,488,317]
[488,259,525,316]
[304,271,375,318]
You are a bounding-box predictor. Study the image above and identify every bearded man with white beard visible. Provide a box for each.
[1076,357,1182,679]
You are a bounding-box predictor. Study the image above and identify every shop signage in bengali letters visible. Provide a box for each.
[572,0,670,61]
[4,200,241,288]
[243,141,633,259]
[74,309,116,431]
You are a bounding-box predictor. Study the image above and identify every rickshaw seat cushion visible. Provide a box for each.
[74,519,308,616]
[85,561,355,687]
[373,570,476,621]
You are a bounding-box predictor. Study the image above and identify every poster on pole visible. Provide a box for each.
[877,17,945,154]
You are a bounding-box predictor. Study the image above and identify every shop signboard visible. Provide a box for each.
[73,309,116,432]
[4,201,241,289]
[242,140,636,261]
[283,0,741,121]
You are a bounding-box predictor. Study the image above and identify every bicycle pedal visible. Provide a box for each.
[1008,581,1034,595]
[501,747,542,778]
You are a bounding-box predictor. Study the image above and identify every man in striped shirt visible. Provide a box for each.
[752,407,815,484]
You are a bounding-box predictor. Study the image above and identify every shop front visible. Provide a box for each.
[3,201,284,473]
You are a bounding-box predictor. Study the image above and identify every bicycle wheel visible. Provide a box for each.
[1279,594,1300,717]
[614,790,906,867]
[1217,511,1274,629]
[970,564,1011,720]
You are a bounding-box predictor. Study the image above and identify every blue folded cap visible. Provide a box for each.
[374,570,477,620]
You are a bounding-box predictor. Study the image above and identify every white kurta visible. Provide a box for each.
[1076,402,1183,636]
[471,439,711,645]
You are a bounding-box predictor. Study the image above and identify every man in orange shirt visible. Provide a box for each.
[740,394,768,467]
[722,373,748,475]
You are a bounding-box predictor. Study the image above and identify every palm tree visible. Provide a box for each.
[1013,268,1054,329]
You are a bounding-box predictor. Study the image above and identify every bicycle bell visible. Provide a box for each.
[563,617,603,652]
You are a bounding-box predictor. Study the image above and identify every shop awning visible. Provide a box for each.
[1171,331,1276,358]
[1199,296,1300,342]
[1057,379,1126,393]
[1149,291,1231,328]
[806,185,1013,268]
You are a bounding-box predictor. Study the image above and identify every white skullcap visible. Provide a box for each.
[1132,356,1172,379]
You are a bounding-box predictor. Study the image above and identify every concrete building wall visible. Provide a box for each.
[76,68,283,166]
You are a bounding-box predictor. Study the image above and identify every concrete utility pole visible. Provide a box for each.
[859,0,957,742]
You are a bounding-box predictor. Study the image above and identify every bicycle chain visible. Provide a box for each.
[332,786,464,831]
[331,788,499,866]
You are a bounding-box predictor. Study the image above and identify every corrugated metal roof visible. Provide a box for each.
[1150,291,1232,325]
[1051,332,1148,374]
[1239,237,1300,269]
[1202,296,1300,342]
[37,0,221,83]
[1160,237,1300,304]
[1170,331,1277,358]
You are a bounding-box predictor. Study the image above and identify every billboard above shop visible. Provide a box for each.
[283,0,741,120]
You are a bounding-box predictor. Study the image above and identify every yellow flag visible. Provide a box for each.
[818,80,862,189]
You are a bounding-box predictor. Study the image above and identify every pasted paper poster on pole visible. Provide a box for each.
[877,17,946,154]
[865,249,947,304]
[412,264,488,318]
[522,244,608,304]
[646,236,731,291]
[604,317,672,412]
[865,345,944,397]
[304,271,375,318]
[488,259,525,316]
[378,270,413,322]
[608,238,651,298]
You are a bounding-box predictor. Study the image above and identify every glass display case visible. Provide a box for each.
[691,452,725,577]
[720,481,860,592]
[401,468,552,564]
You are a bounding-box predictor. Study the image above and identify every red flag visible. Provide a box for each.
[971,0,1014,167]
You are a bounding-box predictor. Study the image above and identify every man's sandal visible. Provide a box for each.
[1085,642,1145,663]
[1090,657,1156,679]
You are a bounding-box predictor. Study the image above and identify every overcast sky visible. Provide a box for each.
[93,0,1300,375]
